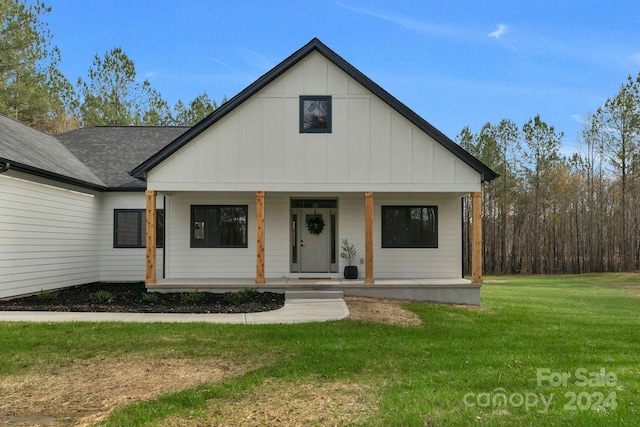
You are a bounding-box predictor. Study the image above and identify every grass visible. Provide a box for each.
[1,273,639,426]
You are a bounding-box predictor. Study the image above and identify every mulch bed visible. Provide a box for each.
[0,282,285,314]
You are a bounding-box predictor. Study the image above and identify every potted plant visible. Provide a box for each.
[340,238,358,279]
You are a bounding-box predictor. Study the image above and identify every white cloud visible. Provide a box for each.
[571,114,584,124]
[631,52,640,66]
[488,23,509,39]
[336,2,460,37]
[145,71,156,78]
[241,49,275,71]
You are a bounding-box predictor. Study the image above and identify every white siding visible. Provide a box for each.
[97,192,164,282]
[0,173,100,298]
[374,193,462,279]
[163,191,462,280]
[148,52,481,193]
[165,192,256,278]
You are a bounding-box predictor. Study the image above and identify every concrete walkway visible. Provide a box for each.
[0,291,349,324]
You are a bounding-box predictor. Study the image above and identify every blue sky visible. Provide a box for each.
[46,1,639,153]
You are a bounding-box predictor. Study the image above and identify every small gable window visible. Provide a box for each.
[300,96,331,133]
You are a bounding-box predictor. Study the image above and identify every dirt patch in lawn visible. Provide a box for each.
[344,296,423,327]
[164,378,377,426]
[0,282,284,314]
[0,357,249,427]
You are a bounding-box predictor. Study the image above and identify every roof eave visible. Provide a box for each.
[0,158,108,191]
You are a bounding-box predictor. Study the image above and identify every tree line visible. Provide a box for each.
[461,74,640,275]
[0,0,221,134]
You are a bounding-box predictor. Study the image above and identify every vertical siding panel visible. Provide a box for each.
[327,98,349,183]
[327,64,348,94]
[282,62,305,95]
[338,193,365,277]
[305,136,328,183]
[434,144,456,183]
[242,98,264,183]
[284,97,305,183]
[198,127,219,182]
[370,100,391,183]
[265,193,289,276]
[348,98,370,183]
[263,97,285,182]
[412,130,433,182]
[390,113,413,183]
[219,114,242,182]
[304,55,328,93]
[174,144,198,182]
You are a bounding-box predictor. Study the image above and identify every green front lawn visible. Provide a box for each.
[1,274,638,426]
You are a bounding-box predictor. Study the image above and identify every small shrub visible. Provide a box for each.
[38,289,57,302]
[181,291,204,304]
[89,290,113,303]
[340,238,357,266]
[141,293,159,304]
[224,288,259,305]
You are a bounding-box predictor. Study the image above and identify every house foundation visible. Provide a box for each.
[147,278,481,305]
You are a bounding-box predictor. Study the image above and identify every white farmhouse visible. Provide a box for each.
[0,39,496,304]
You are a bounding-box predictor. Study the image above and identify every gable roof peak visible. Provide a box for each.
[131,38,497,182]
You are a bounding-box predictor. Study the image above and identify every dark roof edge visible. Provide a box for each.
[0,158,109,191]
[131,38,498,182]
[105,187,147,192]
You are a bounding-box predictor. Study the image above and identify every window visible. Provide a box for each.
[114,209,164,248]
[191,205,248,248]
[382,206,438,248]
[300,96,331,133]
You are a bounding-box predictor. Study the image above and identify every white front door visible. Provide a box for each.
[300,209,330,273]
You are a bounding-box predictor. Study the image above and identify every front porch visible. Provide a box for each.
[147,277,481,305]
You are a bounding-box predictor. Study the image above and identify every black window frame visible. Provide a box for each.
[299,95,332,133]
[113,209,164,248]
[190,205,248,248]
[381,206,438,248]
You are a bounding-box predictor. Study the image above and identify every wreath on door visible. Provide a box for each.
[306,215,325,235]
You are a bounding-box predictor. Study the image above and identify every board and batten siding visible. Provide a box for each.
[147,51,481,194]
[163,192,462,280]
[0,172,100,298]
[97,192,164,282]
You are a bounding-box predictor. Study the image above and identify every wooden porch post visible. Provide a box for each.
[145,190,157,285]
[365,191,374,284]
[471,191,483,285]
[255,191,265,285]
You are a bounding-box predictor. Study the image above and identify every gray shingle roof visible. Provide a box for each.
[56,126,189,189]
[0,115,106,188]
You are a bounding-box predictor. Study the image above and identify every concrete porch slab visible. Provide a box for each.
[147,278,481,305]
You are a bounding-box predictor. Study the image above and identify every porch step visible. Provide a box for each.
[285,290,344,300]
